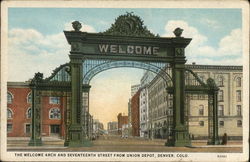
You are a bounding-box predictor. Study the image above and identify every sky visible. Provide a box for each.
[7,8,242,128]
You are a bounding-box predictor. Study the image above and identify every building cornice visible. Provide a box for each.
[7,82,30,88]
[185,64,243,70]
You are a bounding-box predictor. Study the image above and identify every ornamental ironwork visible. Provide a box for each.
[82,59,172,86]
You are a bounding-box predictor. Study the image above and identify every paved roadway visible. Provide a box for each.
[7,134,242,152]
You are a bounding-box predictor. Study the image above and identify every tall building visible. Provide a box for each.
[139,71,156,138]
[117,113,128,135]
[139,87,149,138]
[127,99,132,136]
[128,84,140,137]
[131,90,141,136]
[131,84,141,97]
[147,64,243,140]
[140,71,156,87]
[148,74,169,139]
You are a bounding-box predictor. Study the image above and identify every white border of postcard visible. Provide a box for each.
[1,0,249,161]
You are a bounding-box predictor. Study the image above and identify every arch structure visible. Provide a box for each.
[28,12,219,147]
[82,59,172,86]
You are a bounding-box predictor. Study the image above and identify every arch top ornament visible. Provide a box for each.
[102,12,157,37]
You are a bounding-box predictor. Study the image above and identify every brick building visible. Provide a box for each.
[7,82,66,138]
[131,90,140,136]
[117,113,128,135]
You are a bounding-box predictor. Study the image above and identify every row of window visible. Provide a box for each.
[149,104,242,118]
[7,123,60,134]
[218,90,241,102]
[7,123,30,133]
[198,75,242,87]
[197,105,242,116]
[198,120,242,127]
[218,105,242,116]
[7,92,60,104]
[7,108,61,119]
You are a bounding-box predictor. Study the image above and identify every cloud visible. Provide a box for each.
[162,20,242,65]
[217,29,242,56]
[64,21,96,32]
[8,28,70,81]
[8,27,140,128]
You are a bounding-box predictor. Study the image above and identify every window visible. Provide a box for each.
[236,90,241,102]
[7,92,13,104]
[218,105,224,116]
[219,121,224,127]
[236,77,241,87]
[26,108,32,118]
[237,105,242,116]
[199,121,204,126]
[218,76,224,86]
[25,124,31,133]
[7,124,12,132]
[218,90,224,101]
[50,97,60,104]
[199,105,204,116]
[27,92,32,103]
[168,109,173,115]
[237,120,242,127]
[7,108,13,119]
[49,108,61,119]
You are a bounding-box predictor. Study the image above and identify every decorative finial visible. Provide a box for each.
[173,27,183,37]
[72,21,82,31]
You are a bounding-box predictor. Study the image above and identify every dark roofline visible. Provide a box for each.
[185,64,243,70]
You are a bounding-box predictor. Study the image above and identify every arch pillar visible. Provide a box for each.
[165,37,192,147]
[207,79,220,145]
[82,84,91,140]
[29,81,42,146]
[65,56,92,147]
[166,63,191,146]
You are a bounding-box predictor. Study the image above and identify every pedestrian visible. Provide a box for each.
[221,133,227,145]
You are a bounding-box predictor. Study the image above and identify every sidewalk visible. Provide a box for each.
[7,137,64,141]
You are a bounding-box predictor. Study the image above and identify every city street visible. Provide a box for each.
[7,135,242,152]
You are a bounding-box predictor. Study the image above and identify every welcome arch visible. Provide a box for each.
[82,60,173,85]
[28,13,219,147]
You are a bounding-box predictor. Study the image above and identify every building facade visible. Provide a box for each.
[7,82,97,139]
[131,90,140,136]
[139,87,149,138]
[128,84,141,137]
[186,64,243,140]
[148,74,169,139]
[147,64,243,140]
[7,82,66,138]
[131,84,141,97]
[140,70,156,87]
[117,113,128,135]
